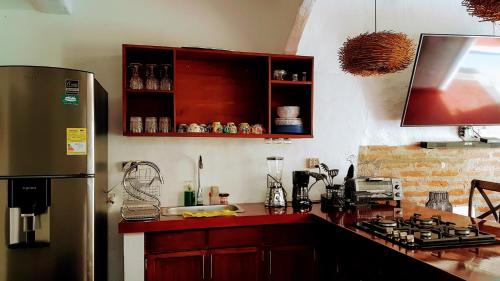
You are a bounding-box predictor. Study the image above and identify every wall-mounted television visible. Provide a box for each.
[401,34,500,126]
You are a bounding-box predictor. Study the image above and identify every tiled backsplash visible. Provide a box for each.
[358,145,500,215]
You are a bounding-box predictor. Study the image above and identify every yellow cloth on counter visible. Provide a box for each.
[182,209,238,218]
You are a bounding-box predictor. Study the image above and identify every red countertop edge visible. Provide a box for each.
[119,201,500,281]
[118,212,315,233]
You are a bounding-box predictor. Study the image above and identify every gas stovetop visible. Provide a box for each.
[356,213,500,249]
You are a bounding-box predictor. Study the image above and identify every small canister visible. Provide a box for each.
[188,123,201,133]
[212,121,223,133]
[224,122,237,134]
[159,117,171,133]
[177,124,188,133]
[301,71,307,81]
[145,117,158,133]
[199,124,208,133]
[251,124,264,134]
[130,116,143,134]
[238,123,251,134]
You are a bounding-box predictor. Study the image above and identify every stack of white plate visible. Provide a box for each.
[275,118,303,126]
[275,106,304,134]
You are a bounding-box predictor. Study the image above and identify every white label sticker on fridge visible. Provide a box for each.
[65,79,80,94]
[66,128,87,156]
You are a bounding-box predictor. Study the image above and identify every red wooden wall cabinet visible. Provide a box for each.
[122,44,314,138]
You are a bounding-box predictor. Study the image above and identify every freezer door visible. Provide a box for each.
[0,177,95,281]
[0,66,94,176]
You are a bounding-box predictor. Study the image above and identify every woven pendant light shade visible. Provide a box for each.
[462,0,500,22]
[338,31,415,76]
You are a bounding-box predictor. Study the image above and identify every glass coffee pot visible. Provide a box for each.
[292,171,312,211]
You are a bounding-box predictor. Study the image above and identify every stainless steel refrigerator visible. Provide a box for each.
[0,66,108,281]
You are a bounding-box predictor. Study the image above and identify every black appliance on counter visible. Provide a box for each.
[292,171,312,211]
[356,213,500,249]
[345,177,402,207]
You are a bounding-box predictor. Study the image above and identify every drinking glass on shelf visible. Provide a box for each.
[159,117,171,133]
[145,117,158,133]
[130,116,143,133]
[159,64,173,91]
[129,63,144,90]
[145,64,159,90]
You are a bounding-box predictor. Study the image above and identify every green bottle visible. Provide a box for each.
[184,181,195,206]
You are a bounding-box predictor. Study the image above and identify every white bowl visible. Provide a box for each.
[277,106,300,118]
[275,118,303,126]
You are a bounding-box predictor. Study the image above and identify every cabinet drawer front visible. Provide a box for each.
[208,226,263,248]
[264,224,313,245]
[146,230,206,253]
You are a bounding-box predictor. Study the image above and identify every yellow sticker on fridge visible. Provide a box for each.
[66,128,87,155]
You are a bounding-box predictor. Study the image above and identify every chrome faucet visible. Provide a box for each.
[196,155,204,206]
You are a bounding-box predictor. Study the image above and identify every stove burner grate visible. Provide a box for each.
[356,213,500,249]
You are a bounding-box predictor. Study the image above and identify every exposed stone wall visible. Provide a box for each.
[358,145,500,215]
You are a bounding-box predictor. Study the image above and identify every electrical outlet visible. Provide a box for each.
[306,158,320,168]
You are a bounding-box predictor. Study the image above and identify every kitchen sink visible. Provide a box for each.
[161,204,245,216]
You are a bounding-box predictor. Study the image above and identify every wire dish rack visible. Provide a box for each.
[121,161,164,221]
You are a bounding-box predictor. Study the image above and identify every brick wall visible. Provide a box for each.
[357,145,500,215]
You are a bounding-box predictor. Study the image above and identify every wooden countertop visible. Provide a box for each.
[119,201,500,281]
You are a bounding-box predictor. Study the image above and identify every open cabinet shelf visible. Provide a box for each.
[122,44,314,138]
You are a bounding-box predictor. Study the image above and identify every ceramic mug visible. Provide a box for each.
[177,123,188,133]
[212,121,223,133]
[188,123,201,133]
[251,124,264,134]
[224,122,238,134]
[238,123,251,134]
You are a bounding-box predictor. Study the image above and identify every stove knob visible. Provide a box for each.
[406,234,415,243]
[394,184,400,190]
[395,192,401,198]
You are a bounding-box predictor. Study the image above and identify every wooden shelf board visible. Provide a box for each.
[123,132,313,138]
[271,80,312,85]
[421,141,500,149]
[126,89,174,94]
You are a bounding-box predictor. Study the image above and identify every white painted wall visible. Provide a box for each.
[1,0,500,280]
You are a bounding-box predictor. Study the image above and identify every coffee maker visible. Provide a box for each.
[265,157,287,208]
[292,171,312,210]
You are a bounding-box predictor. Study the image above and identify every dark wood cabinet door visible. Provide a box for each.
[210,247,261,281]
[147,251,206,281]
[267,245,316,281]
